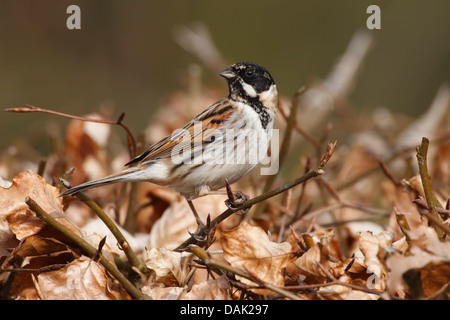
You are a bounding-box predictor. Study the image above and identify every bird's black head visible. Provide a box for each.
[219,62,275,99]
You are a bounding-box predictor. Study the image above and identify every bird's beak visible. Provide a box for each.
[219,67,236,79]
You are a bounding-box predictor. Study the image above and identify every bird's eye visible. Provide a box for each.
[245,69,255,78]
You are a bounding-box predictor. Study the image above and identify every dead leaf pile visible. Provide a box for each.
[1,32,449,299]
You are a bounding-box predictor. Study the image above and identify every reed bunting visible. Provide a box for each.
[61,62,279,226]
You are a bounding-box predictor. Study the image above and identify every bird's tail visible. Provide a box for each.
[59,167,141,197]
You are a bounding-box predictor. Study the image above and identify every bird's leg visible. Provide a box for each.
[185,198,205,227]
[224,179,250,216]
[185,198,214,243]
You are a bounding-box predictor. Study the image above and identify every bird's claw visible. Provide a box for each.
[188,229,208,243]
[188,214,215,246]
[224,179,251,216]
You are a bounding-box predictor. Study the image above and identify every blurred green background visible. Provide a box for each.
[1,0,449,154]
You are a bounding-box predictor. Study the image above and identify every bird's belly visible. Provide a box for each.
[170,162,257,198]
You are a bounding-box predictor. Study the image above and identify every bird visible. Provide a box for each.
[60,62,279,227]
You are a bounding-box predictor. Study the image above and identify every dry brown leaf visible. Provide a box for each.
[354,231,392,292]
[286,244,328,283]
[408,174,425,198]
[144,247,188,286]
[288,227,303,252]
[405,224,448,256]
[392,236,408,254]
[387,245,450,298]
[386,224,450,298]
[0,170,63,240]
[383,178,424,240]
[311,228,335,244]
[13,235,69,258]
[8,251,75,299]
[221,222,292,295]
[0,232,19,268]
[419,260,450,297]
[318,274,378,300]
[181,275,230,300]
[286,229,343,283]
[141,283,186,300]
[147,199,196,250]
[11,273,39,300]
[0,176,12,189]
[35,255,131,300]
[135,183,178,233]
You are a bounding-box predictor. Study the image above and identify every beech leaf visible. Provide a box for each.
[0,170,63,240]
[221,222,292,294]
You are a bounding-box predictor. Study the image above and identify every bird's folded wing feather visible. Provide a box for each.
[125,98,235,167]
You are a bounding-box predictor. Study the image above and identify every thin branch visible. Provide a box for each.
[284,279,383,296]
[413,198,450,218]
[275,87,307,169]
[277,189,292,243]
[5,105,137,158]
[25,196,148,300]
[317,176,340,201]
[189,245,303,300]
[123,182,141,234]
[422,211,450,235]
[37,159,47,177]
[378,159,401,186]
[416,137,445,239]
[292,156,311,220]
[278,99,319,147]
[69,189,150,274]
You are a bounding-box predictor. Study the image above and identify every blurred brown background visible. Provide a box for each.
[1,0,449,154]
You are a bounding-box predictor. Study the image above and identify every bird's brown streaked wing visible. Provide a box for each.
[125,98,235,167]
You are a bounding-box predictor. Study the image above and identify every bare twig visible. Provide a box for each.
[189,245,303,300]
[277,189,292,243]
[274,87,306,172]
[284,279,383,296]
[378,159,401,186]
[292,157,311,220]
[279,101,320,147]
[37,159,47,177]
[5,105,137,158]
[416,137,445,239]
[422,211,450,235]
[317,176,340,201]
[413,198,450,218]
[123,182,141,234]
